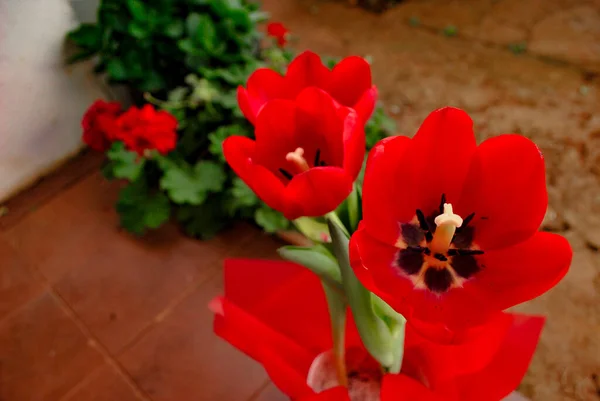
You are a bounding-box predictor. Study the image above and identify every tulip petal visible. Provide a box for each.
[298,387,350,401]
[286,51,331,97]
[457,134,548,250]
[294,87,345,169]
[243,68,288,122]
[361,135,414,245]
[457,314,545,401]
[352,86,378,123]
[329,56,373,108]
[382,375,445,401]
[284,167,353,219]
[477,232,572,312]
[339,108,366,181]
[223,136,286,213]
[237,86,255,124]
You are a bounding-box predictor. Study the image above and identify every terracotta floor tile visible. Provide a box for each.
[253,383,287,401]
[0,238,44,321]
[62,365,142,401]
[118,248,280,401]
[6,172,261,354]
[0,291,103,401]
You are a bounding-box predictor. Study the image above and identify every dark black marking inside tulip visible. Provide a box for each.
[401,223,424,247]
[424,267,453,293]
[279,168,293,180]
[397,247,424,275]
[451,254,481,279]
[314,149,321,167]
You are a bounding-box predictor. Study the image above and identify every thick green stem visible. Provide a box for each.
[322,281,348,387]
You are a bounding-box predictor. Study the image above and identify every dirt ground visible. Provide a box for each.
[260,0,600,400]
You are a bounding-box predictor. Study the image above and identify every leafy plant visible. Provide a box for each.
[70,0,397,239]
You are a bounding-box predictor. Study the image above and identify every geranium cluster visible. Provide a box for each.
[212,50,573,400]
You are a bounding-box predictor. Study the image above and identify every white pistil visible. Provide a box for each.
[285,147,310,173]
[430,203,463,254]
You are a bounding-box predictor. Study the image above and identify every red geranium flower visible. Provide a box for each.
[81,99,122,152]
[238,51,377,125]
[349,106,572,329]
[267,22,290,47]
[210,259,545,401]
[223,87,365,220]
[113,104,178,156]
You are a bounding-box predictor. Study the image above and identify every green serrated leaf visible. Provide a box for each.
[106,59,128,80]
[159,160,226,205]
[107,142,145,181]
[254,206,289,233]
[164,20,184,38]
[116,181,171,235]
[177,197,228,239]
[128,21,148,39]
[126,0,147,21]
[67,24,102,50]
[223,177,258,216]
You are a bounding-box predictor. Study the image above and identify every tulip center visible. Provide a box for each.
[285,147,310,173]
[393,194,484,294]
[430,203,463,254]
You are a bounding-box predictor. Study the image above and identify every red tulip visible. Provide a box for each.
[223,87,365,220]
[267,22,290,47]
[211,259,545,401]
[81,99,122,152]
[113,104,178,156]
[238,50,377,125]
[349,106,572,329]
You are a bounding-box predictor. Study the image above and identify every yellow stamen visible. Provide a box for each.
[430,203,463,254]
[286,147,310,173]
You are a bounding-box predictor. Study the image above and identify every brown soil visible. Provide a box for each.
[261,0,600,400]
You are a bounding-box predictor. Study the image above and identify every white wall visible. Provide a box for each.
[0,0,109,202]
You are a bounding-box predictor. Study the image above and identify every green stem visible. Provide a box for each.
[322,281,348,387]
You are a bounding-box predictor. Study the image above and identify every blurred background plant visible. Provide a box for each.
[67,0,397,239]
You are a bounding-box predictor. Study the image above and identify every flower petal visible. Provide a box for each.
[237,86,255,124]
[457,134,548,250]
[477,231,572,311]
[339,108,366,180]
[294,87,345,169]
[284,167,353,219]
[285,51,331,97]
[457,314,545,401]
[352,86,378,123]
[361,135,414,245]
[329,56,373,108]
[382,375,445,401]
[298,387,350,401]
[253,99,298,175]
[244,68,289,120]
[223,136,286,213]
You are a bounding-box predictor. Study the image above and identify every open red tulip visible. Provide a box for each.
[238,50,377,125]
[223,87,365,220]
[350,106,572,329]
[210,259,545,401]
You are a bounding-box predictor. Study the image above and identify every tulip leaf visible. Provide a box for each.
[277,244,342,291]
[293,217,330,243]
[327,217,405,371]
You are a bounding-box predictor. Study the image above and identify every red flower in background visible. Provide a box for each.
[223,87,364,220]
[238,51,377,125]
[211,259,545,401]
[81,100,121,151]
[350,107,572,329]
[267,22,290,47]
[114,104,178,156]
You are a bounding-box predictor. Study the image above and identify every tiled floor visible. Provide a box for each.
[0,152,286,401]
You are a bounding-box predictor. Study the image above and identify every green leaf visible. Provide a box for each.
[223,178,258,216]
[292,217,330,243]
[254,206,289,233]
[116,181,171,235]
[106,142,145,181]
[67,24,102,50]
[139,71,166,92]
[128,21,148,39]
[187,14,217,51]
[164,20,184,38]
[177,197,227,239]
[126,0,147,21]
[277,244,341,288]
[106,59,128,80]
[159,160,226,205]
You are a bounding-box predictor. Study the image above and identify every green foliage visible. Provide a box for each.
[67,0,262,94]
[75,0,398,239]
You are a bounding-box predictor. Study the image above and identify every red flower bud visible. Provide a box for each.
[81,99,122,152]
